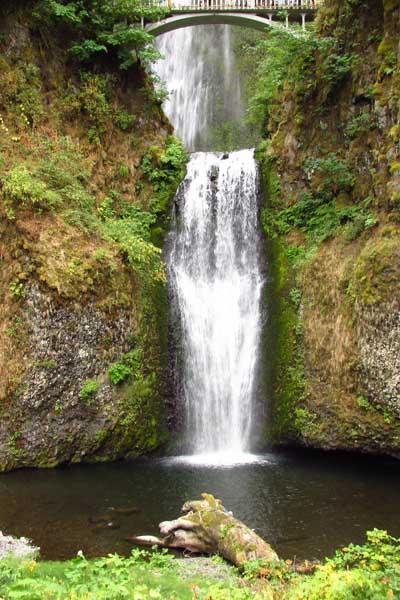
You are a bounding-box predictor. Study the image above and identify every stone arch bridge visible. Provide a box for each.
[145,0,320,36]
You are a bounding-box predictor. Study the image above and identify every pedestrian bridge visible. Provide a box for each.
[146,0,320,36]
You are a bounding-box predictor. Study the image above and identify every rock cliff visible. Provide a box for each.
[260,0,400,455]
[0,2,185,470]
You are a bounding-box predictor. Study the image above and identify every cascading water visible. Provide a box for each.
[167,150,264,460]
[156,25,265,461]
[154,26,243,151]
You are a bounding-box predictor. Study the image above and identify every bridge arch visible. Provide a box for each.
[146,12,279,36]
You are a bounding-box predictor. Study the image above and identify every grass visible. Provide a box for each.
[0,531,399,600]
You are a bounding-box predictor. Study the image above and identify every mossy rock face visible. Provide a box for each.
[350,228,400,421]
[263,221,400,455]
[0,281,169,472]
[257,0,400,456]
[0,9,179,471]
[350,231,400,307]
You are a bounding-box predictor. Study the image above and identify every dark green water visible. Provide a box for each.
[1,449,399,561]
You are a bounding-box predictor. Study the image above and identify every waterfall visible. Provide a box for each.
[155,24,264,461]
[167,150,264,459]
[154,26,244,151]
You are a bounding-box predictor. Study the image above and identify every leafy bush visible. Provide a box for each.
[79,379,100,400]
[108,362,132,385]
[264,155,376,244]
[345,110,375,139]
[0,549,259,600]
[288,530,400,600]
[270,192,377,244]
[0,531,399,600]
[9,280,26,299]
[243,29,316,132]
[319,41,358,85]
[304,153,355,195]
[142,137,187,192]
[34,0,167,70]
[241,30,358,136]
[115,109,136,131]
[108,348,144,385]
[1,165,60,219]
[101,218,165,284]
[142,136,187,229]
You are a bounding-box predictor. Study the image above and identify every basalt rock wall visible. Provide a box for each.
[0,3,184,470]
[260,0,400,455]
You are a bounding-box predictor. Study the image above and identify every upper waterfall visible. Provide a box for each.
[154,26,244,152]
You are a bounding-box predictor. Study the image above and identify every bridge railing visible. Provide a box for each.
[158,0,320,10]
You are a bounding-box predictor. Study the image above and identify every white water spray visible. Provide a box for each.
[154,26,244,151]
[168,150,264,457]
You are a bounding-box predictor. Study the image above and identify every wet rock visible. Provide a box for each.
[110,507,140,515]
[209,169,219,182]
[88,514,113,525]
[93,521,120,531]
[0,532,39,560]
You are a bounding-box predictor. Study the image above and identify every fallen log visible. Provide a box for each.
[134,493,278,568]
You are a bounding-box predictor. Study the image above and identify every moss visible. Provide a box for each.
[383,0,399,16]
[109,376,168,458]
[349,232,400,306]
[257,152,305,444]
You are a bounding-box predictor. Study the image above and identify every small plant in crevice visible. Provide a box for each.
[80,379,100,401]
[108,348,144,386]
[9,280,26,299]
[345,110,375,140]
[115,109,135,131]
[108,362,132,385]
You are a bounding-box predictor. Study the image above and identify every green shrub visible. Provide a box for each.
[79,73,113,132]
[108,362,132,385]
[34,0,167,70]
[357,395,371,410]
[97,197,115,220]
[345,110,375,139]
[1,165,60,219]
[304,154,355,195]
[101,218,165,284]
[288,530,400,600]
[142,137,187,189]
[117,163,130,179]
[79,379,100,400]
[0,531,399,600]
[115,109,135,131]
[269,185,376,245]
[108,348,144,385]
[9,280,26,299]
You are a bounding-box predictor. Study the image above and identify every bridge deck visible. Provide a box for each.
[158,0,320,11]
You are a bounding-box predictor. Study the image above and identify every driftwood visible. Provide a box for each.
[133,493,278,568]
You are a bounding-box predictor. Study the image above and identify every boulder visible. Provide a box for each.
[0,532,39,560]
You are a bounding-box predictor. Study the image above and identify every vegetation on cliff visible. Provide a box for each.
[0,0,186,471]
[247,0,400,454]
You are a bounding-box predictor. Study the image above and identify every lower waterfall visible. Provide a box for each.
[167,149,264,460]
